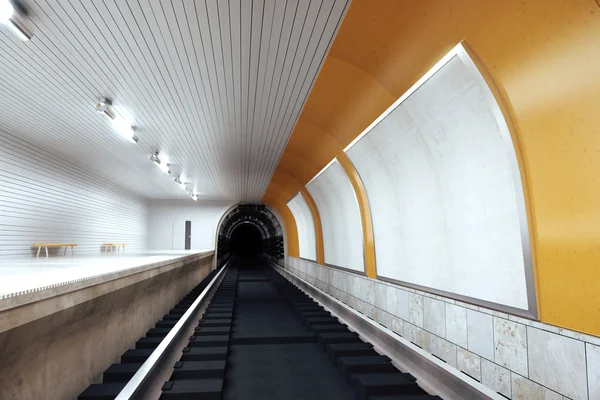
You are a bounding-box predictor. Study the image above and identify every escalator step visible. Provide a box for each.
[147,328,172,338]
[188,335,229,347]
[318,332,362,349]
[326,343,377,364]
[170,360,226,380]
[199,319,232,327]
[202,312,233,319]
[180,347,228,361]
[350,373,421,400]
[194,327,231,336]
[163,314,182,321]
[305,317,339,326]
[230,333,316,345]
[103,363,143,382]
[369,396,442,400]
[160,379,223,400]
[156,320,177,328]
[300,311,332,318]
[78,383,127,400]
[337,356,395,381]
[310,324,350,333]
[121,349,155,363]
[136,337,163,349]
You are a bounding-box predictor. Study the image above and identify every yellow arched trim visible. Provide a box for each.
[299,188,325,265]
[264,197,299,258]
[336,153,376,278]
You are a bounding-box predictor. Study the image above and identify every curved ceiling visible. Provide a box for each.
[263,0,600,334]
[0,0,350,201]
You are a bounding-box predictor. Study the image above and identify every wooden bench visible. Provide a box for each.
[33,243,77,257]
[102,243,126,253]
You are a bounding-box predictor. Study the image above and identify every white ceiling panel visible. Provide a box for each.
[0,0,349,201]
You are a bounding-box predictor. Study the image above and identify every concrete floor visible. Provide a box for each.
[0,250,211,298]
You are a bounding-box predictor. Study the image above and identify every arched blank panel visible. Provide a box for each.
[287,193,317,261]
[346,45,533,312]
[306,160,364,272]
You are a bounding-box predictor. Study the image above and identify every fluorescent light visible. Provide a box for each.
[112,115,137,143]
[0,1,14,23]
[150,152,170,173]
[191,194,197,201]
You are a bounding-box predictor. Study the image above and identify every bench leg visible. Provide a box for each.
[71,246,74,255]
[45,247,48,257]
[64,247,67,255]
[37,247,41,257]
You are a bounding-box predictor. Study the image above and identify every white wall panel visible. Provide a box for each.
[306,160,364,272]
[287,192,317,261]
[0,129,148,257]
[346,48,531,310]
[147,200,232,251]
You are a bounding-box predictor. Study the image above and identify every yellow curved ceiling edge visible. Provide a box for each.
[299,188,325,265]
[264,0,600,335]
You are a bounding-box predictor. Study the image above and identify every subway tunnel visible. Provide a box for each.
[0,1,599,399]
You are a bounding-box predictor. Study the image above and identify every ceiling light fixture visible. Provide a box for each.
[150,152,170,174]
[95,98,138,143]
[0,1,33,41]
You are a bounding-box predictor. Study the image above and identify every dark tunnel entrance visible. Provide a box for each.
[216,205,284,267]
[230,223,262,257]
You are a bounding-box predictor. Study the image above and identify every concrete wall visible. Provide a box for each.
[0,129,148,257]
[0,253,214,400]
[285,257,599,400]
[147,199,232,250]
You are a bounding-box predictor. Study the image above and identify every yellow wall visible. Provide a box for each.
[264,0,600,335]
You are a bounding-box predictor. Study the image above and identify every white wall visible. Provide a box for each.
[147,200,232,250]
[306,160,364,272]
[0,129,148,257]
[287,192,317,261]
[346,47,531,310]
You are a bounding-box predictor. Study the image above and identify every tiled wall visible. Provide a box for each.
[283,256,599,400]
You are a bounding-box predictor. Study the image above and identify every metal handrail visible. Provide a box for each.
[115,263,229,399]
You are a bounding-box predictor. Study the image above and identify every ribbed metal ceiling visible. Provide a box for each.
[0,0,349,201]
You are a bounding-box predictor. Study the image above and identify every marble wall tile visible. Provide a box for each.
[457,347,482,381]
[511,373,563,400]
[406,323,418,344]
[527,326,588,400]
[396,288,410,320]
[424,297,446,337]
[391,316,404,337]
[378,310,392,328]
[409,293,424,328]
[417,327,431,352]
[493,317,528,376]
[375,282,387,310]
[385,285,397,316]
[587,343,600,400]
[430,336,457,367]
[366,279,375,304]
[481,358,511,398]
[467,309,494,360]
[446,303,468,348]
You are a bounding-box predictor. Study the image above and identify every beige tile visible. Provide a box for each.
[417,327,431,352]
[446,303,468,348]
[406,323,418,344]
[528,326,588,400]
[587,343,600,400]
[511,373,564,400]
[430,335,457,367]
[396,288,410,320]
[391,316,404,337]
[409,293,424,328]
[481,358,511,398]
[424,296,446,337]
[493,317,528,375]
[385,285,397,315]
[467,309,494,360]
[457,347,482,381]
[375,282,387,310]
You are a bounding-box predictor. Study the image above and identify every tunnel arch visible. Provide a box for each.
[215,204,285,267]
